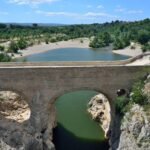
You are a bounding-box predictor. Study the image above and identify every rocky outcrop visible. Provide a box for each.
[0,91,56,150]
[111,75,150,150]
[117,104,150,150]
[0,91,30,123]
[87,94,111,138]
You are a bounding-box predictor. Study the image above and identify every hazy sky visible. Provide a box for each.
[0,0,149,24]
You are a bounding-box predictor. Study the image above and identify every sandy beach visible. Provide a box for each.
[113,45,143,57]
[13,38,90,58]
[127,55,150,66]
[113,44,150,65]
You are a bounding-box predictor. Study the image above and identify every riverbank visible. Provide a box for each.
[12,38,90,58]
[113,45,143,57]
[127,55,150,66]
[113,45,150,65]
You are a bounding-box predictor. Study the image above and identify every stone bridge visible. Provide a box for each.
[0,62,149,149]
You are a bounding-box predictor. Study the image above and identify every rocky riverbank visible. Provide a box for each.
[111,75,150,150]
[87,75,150,150]
[87,94,111,138]
[0,91,56,150]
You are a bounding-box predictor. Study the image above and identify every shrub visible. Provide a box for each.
[142,42,150,52]
[0,45,5,51]
[115,96,129,115]
[80,39,83,43]
[17,38,28,49]
[45,38,49,44]
[137,31,150,45]
[8,41,19,53]
[0,53,11,62]
[130,81,148,105]
[50,38,57,43]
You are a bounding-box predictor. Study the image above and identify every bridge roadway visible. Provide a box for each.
[0,61,149,133]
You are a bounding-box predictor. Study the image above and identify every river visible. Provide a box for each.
[19,46,129,62]
[53,91,109,150]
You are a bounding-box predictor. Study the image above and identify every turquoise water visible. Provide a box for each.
[20,47,129,62]
[53,91,109,150]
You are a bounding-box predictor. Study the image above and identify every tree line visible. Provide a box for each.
[0,19,149,61]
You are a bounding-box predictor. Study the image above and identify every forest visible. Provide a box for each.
[0,18,150,61]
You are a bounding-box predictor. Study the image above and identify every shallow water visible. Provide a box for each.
[19,46,129,62]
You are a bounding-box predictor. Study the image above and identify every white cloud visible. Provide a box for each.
[0,11,9,15]
[36,10,117,19]
[8,0,58,5]
[36,11,78,17]
[97,5,104,9]
[115,6,143,14]
[126,10,143,14]
[84,12,116,18]
[115,8,126,12]
[87,5,92,8]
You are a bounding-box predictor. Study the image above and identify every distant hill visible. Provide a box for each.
[2,23,66,27]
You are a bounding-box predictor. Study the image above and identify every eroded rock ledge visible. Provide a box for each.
[0,91,56,150]
[87,94,111,138]
[117,104,150,150]
[111,75,150,150]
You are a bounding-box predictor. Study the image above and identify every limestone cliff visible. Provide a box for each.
[117,104,150,150]
[111,75,150,150]
[87,94,111,138]
[0,91,56,150]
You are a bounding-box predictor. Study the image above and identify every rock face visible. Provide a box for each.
[0,91,56,150]
[87,94,111,138]
[111,75,150,150]
[0,91,30,123]
[117,104,150,150]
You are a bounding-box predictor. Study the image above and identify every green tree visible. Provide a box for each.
[137,30,150,44]
[0,45,5,51]
[8,41,19,53]
[17,38,28,49]
[113,38,124,49]
[0,53,11,62]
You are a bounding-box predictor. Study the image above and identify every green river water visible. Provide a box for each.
[53,91,109,150]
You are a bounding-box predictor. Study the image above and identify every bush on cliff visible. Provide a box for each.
[130,80,148,105]
[115,96,129,115]
[115,77,149,115]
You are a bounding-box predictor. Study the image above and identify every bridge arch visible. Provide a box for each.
[49,87,115,122]
[50,89,112,150]
[50,87,112,105]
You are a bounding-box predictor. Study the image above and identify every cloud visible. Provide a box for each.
[0,11,9,15]
[97,5,104,9]
[36,10,118,19]
[126,10,143,14]
[8,0,58,5]
[87,5,92,8]
[115,8,126,12]
[115,6,143,14]
[84,12,116,18]
[36,11,78,17]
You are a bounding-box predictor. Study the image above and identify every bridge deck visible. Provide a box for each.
[0,52,149,68]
